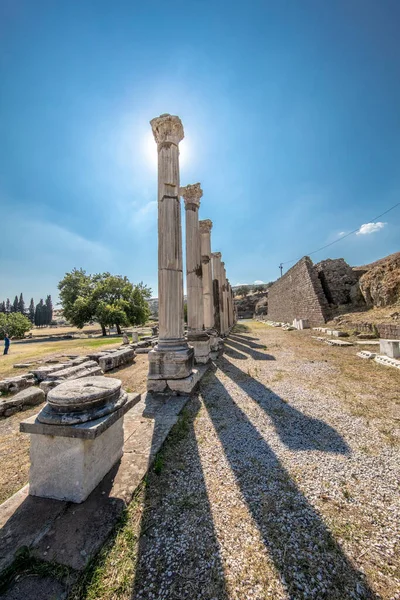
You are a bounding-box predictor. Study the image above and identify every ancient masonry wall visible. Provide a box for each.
[267,257,331,325]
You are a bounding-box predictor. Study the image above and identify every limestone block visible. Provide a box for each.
[131,332,139,343]
[40,380,62,395]
[46,361,100,381]
[325,339,353,346]
[357,351,376,359]
[29,418,124,503]
[0,375,35,394]
[189,338,211,364]
[98,348,135,372]
[166,368,203,394]
[374,355,400,369]
[148,346,194,380]
[134,348,151,354]
[379,339,400,359]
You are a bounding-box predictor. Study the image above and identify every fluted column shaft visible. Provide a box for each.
[221,263,229,335]
[199,220,214,330]
[181,184,204,334]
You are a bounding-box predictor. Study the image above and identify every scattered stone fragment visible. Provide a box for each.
[356,351,376,359]
[325,339,353,346]
[374,354,400,369]
[0,387,45,418]
[0,375,35,394]
[98,347,135,372]
[46,361,101,381]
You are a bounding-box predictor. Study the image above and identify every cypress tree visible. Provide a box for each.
[18,293,25,315]
[35,299,45,327]
[29,298,35,323]
[45,295,53,325]
[5,299,11,313]
[12,296,19,313]
[0,301,5,313]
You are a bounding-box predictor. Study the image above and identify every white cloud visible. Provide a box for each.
[254,280,265,284]
[338,231,346,236]
[356,222,387,236]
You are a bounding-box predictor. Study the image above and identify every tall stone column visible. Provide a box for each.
[221,263,229,336]
[181,183,210,364]
[147,114,194,392]
[227,279,232,330]
[211,252,222,335]
[200,220,221,357]
[199,220,214,330]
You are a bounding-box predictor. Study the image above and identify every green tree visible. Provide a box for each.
[237,285,249,298]
[12,295,19,313]
[28,298,35,323]
[0,301,5,313]
[35,299,45,327]
[5,299,11,314]
[0,312,32,339]
[43,295,53,325]
[58,270,151,336]
[18,293,25,314]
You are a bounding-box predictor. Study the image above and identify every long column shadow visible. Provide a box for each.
[225,338,275,361]
[229,334,268,349]
[201,365,378,599]
[131,396,228,599]
[218,356,348,453]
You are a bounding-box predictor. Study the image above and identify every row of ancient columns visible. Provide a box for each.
[147,113,236,393]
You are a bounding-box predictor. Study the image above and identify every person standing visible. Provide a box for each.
[3,334,10,355]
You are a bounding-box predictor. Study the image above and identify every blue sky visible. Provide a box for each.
[1,0,399,303]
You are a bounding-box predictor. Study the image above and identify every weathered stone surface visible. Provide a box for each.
[131,331,139,343]
[380,339,400,359]
[39,379,63,395]
[48,376,122,410]
[268,257,330,326]
[30,363,72,382]
[0,375,35,394]
[21,392,140,439]
[374,354,400,369]
[148,346,194,381]
[357,351,376,359]
[7,386,44,409]
[325,339,353,346]
[29,417,125,503]
[98,348,135,372]
[12,363,33,369]
[46,360,100,381]
[134,347,151,354]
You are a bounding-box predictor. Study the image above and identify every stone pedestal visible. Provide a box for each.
[380,339,400,359]
[20,377,140,503]
[147,114,195,392]
[181,183,210,364]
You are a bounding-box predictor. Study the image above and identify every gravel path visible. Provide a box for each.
[131,324,399,600]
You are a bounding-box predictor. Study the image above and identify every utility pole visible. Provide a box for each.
[279,263,283,278]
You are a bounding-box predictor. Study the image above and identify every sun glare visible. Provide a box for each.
[143,131,189,169]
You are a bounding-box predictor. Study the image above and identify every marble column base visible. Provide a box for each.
[187,332,211,365]
[147,343,194,388]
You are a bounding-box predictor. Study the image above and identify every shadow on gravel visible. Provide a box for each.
[218,356,349,454]
[130,396,228,600]
[225,338,275,361]
[202,364,377,600]
[229,334,268,349]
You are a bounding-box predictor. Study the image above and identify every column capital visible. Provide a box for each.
[199,219,213,233]
[211,252,222,260]
[180,183,203,209]
[150,114,184,146]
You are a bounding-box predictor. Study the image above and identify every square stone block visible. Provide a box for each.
[190,338,211,364]
[29,418,124,503]
[380,339,400,359]
[148,345,194,380]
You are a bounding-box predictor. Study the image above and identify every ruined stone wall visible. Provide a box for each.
[267,257,330,325]
[314,258,364,307]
